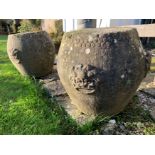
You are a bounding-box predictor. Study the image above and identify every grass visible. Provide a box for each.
[150,56,155,71]
[0,35,81,134]
[0,34,155,135]
[0,35,8,41]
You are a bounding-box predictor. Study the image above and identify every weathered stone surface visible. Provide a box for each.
[150,106,155,121]
[39,67,94,124]
[101,119,117,135]
[141,88,155,98]
[138,91,155,111]
[40,73,67,97]
[137,72,155,111]
[138,72,155,90]
[57,27,151,116]
[7,31,55,78]
[38,62,154,125]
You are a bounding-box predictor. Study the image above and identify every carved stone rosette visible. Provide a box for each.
[57,28,151,116]
[7,31,55,78]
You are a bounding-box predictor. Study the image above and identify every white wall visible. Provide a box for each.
[63,19,142,32]
[110,19,141,26]
[96,19,111,28]
[63,19,77,32]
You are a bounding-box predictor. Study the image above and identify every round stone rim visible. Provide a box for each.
[64,27,137,36]
[8,30,47,37]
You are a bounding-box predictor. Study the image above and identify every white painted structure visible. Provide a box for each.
[63,19,77,32]
[63,19,142,32]
[110,19,141,26]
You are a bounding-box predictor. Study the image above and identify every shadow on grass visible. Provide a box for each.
[0,43,83,135]
[0,74,82,135]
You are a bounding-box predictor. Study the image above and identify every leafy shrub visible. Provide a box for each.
[49,20,64,53]
[18,20,41,33]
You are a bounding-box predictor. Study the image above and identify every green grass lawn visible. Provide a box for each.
[0,35,155,135]
[0,35,81,134]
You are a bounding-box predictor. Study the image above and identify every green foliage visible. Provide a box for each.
[30,19,41,27]
[50,31,64,46]
[143,124,155,135]
[151,56,155,71]
[49,20,64,52]
[18,20,41,33]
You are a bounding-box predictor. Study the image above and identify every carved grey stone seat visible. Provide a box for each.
[7,31,55,78]
[57,27,151,116]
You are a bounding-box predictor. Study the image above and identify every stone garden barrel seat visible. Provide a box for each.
[57,27,151,116]
[7,31,55,78]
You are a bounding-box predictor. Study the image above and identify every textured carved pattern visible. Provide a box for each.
[69,64,103,94]
[12,49,22,63]
[64,35,107,48]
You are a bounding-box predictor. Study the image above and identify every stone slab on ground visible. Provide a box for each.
[137,72,155,120]
[40,73,67,97]
[39,66,94,124]
[138,72,155,90]
[39,67,155,125]
[137,72,155,108]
